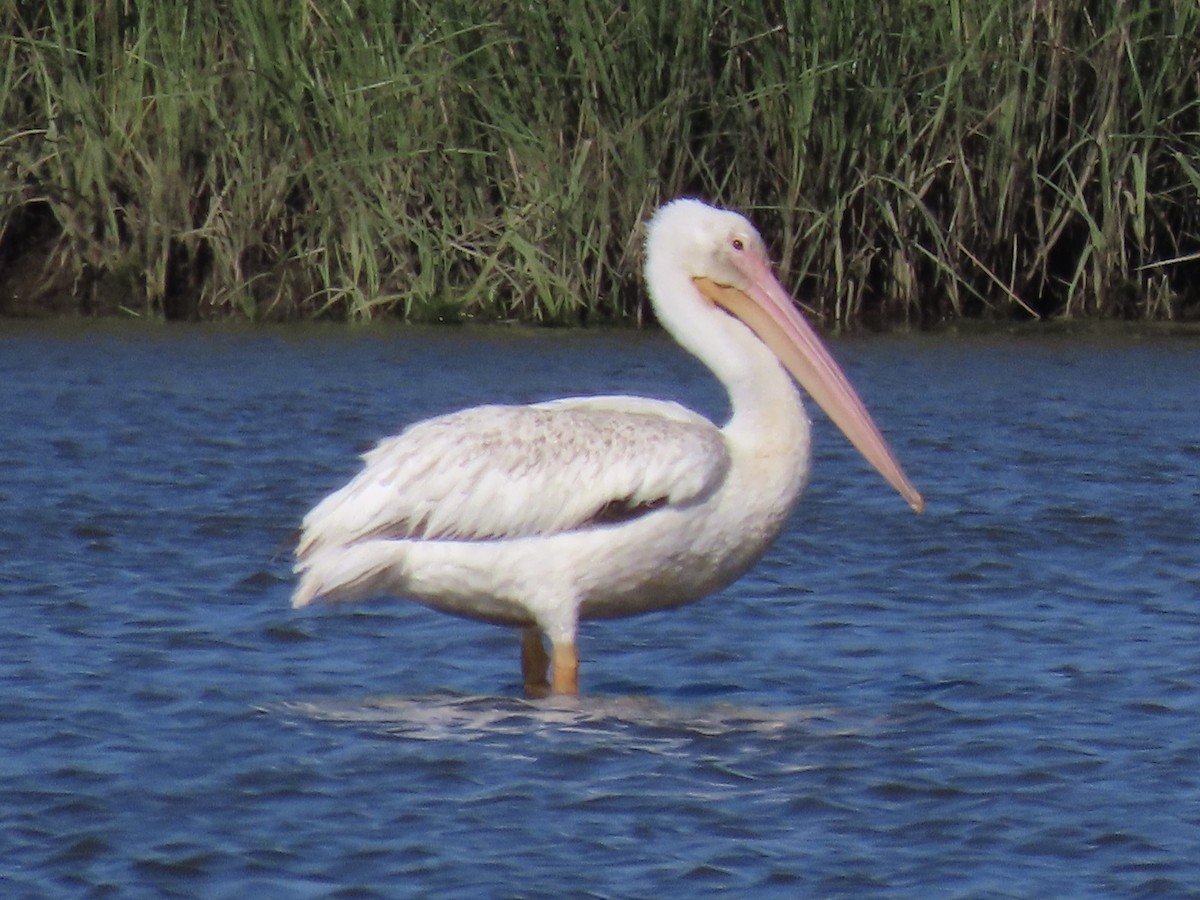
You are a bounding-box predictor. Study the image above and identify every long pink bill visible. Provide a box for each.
[694,257,924,514]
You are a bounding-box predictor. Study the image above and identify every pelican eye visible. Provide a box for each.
[730,237,745,252]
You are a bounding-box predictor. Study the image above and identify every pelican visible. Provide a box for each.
[292,198,923,695]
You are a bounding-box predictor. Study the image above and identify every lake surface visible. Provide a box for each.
[2,320,1198,897]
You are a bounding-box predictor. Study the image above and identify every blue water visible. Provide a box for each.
[2,320,1198,897]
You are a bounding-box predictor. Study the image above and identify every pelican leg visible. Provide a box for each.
[550,641,579,695]
[521,628,551,697]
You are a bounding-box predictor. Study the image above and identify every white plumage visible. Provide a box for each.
[293,198,923,695]
[296,399,726,554]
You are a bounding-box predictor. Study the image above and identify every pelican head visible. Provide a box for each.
[646,199,771,289]
[646,198,924,513]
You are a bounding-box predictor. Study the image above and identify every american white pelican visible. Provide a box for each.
[293,198,923,695]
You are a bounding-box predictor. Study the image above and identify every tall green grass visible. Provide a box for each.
[1,1,1198,324]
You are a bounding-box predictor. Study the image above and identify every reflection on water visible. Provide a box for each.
[282,692,837,743]
[2,320,1199,896]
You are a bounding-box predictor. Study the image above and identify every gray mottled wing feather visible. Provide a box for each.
[296,401,728,559]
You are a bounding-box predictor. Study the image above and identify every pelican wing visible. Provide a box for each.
[296,399,728,559]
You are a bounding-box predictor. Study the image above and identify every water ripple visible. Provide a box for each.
[1,324,1199,895]
[281,692,835,745]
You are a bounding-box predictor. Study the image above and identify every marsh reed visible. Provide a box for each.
[1,1,1198,324]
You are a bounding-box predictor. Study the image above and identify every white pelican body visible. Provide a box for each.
[293,199,923,694]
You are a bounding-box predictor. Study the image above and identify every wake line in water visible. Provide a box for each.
[276,692,848,744]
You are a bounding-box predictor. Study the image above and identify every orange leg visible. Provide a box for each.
[520,628,551,697]
[550,641,579,695]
